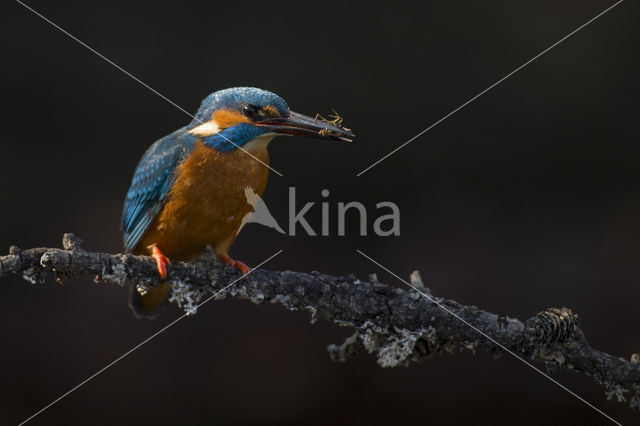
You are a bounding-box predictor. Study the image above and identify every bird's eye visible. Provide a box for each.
[242,104,258,118]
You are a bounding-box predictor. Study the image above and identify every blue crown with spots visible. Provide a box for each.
[189,87,290,127]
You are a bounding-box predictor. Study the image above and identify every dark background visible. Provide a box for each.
[2,0,638,424]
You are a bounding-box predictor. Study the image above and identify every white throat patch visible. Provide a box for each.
[242,134,277,152]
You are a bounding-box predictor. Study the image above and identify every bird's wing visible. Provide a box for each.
[121,128,196,252]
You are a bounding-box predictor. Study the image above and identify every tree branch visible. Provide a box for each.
[2,234,639,411]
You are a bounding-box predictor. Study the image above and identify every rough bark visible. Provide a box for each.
[2,234,639,411]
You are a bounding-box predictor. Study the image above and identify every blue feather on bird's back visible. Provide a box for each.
[121,128,196,252]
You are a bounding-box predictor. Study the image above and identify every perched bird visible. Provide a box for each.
[122,87,353,317]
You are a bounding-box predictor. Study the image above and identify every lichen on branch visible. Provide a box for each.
[1,234,639,411]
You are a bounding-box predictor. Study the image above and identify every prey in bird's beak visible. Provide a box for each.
[256,111,355,142]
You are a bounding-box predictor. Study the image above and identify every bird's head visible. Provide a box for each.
[186,87,354,152]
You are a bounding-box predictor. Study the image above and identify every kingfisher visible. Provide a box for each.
[122,87,354,317]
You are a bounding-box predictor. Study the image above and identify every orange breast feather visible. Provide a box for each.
[136,140,270,259]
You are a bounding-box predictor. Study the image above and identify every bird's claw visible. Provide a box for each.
[219,254,250,275]
[151,245,171,279]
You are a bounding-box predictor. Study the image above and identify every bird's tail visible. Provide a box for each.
[128,282,172,319]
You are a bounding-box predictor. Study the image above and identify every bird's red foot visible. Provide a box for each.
[219,253,250,275]
[151,245,171,279]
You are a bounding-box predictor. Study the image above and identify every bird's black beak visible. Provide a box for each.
[256,111,354,142]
